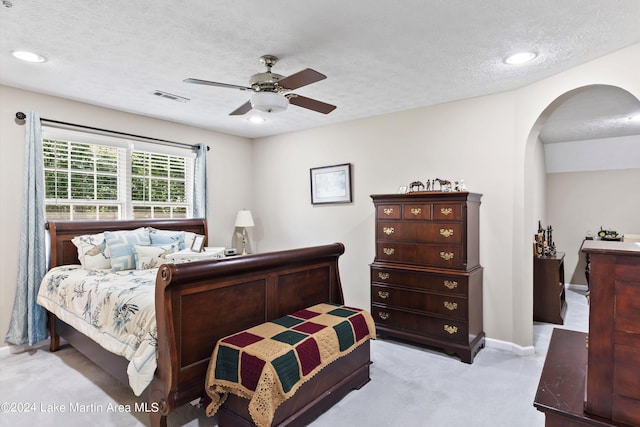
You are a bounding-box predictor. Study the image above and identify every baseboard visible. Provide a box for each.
[567,283,588,292]
[0,339,50,355]
[485,337,535,356]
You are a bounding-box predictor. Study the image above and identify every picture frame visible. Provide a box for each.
[310,163,352,205]
[191,235,205,252]
[398,186,408,194]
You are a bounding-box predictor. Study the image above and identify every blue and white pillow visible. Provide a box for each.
[104,228,151,271]
[147,228,186,250]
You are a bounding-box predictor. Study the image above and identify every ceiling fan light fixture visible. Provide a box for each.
[250,91,288,113]
[248,115,266,124]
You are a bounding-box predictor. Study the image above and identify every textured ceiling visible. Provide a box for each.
[539,86,640,144]
[1,0,639,139]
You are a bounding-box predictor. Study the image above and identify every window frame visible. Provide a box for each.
[42,127,196,221]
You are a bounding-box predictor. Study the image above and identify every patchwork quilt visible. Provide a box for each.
[36,265,158,396]
[205,303,376,427]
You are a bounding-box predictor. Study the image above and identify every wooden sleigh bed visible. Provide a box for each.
[44,218,368,427]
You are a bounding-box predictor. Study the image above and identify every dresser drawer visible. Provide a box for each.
[433,202,463,220]
[377,222,462,244]
[402,203,431,220]
[371,267,468,295]
[372,285,467,319]
[371,304,468,344]
[376,242,464,268]
[376,204,401,219]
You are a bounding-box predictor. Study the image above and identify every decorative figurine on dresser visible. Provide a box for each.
[370,191,484,363]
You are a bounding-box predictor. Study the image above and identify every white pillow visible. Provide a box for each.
[133,243,179,270]
[71,233,111,270]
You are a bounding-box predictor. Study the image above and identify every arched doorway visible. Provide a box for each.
[523,83,640,338]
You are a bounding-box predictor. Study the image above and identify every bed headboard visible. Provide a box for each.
[46,218,208,269]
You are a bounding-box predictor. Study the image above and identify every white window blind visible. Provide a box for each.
[42,127,195,221]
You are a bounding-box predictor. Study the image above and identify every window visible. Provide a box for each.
[42,127,195,220]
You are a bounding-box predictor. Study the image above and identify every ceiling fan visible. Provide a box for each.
[184,55,336,116]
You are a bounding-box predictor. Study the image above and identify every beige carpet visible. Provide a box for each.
[0,286,588,427]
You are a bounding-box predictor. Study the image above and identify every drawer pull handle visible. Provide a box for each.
[383,227,395,235]
[440,207,453,216]
[444,301,458,311]
[411,208,422,216]
[444,325,458,334]
[440,228,454,238]
[378,272,390,280]
[383,208,394,215]
[383,247,395,256]
[443,280,458,290]
[440,251,454,261]
[378,312,390,320]
[378,291,390,299]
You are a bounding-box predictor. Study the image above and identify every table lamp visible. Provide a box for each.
[235,210,255,255]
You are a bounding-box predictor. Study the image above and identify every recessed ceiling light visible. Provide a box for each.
[248,115,266,124]
[504,51,537,65]
[12,50,47,63]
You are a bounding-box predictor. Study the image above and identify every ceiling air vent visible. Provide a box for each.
[152,90,190,103]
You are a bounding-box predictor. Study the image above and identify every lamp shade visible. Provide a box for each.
[235,210,255,228]
[250,92,288,113]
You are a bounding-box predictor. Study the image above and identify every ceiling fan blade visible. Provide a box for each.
[277,69,326,91]
[184,78,252,91]
[229,100,253,116]
[287,95,336,114]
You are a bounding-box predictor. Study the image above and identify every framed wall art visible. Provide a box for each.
[310,163,352,205]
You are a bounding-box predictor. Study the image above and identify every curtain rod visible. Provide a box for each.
[14,111,208,151]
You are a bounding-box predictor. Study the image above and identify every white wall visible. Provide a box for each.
[252,92,521,344]
[546,168,640,285]
[0,85,253,345]
[253,42,640,349]
[545,135,640,173]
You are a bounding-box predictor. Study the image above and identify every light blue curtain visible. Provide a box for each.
[193,143,208,219]
[5,112,48,346]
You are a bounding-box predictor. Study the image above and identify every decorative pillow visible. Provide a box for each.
[148,228,186,250]
[71,233,111,270]
[104,228,151,271]
[133,243,179,270]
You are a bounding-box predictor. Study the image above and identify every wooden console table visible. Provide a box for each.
[533,253,566,324]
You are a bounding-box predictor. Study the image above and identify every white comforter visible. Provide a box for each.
[36,265,159,396]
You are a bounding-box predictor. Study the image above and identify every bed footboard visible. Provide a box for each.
[148,243,346,427]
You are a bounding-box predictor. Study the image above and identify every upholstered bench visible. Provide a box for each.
[205,303,376,427]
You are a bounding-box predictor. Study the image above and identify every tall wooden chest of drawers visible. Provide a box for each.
[370,192,484,363]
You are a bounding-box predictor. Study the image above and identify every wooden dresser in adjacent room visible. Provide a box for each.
[370,192,484,363]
